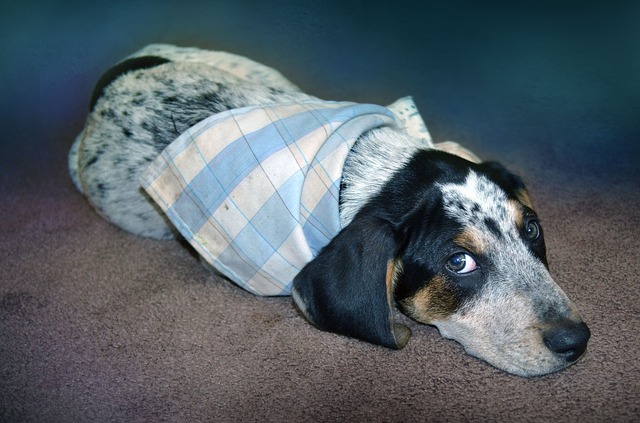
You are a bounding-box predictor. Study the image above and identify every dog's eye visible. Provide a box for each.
[446,253,478,274]
[525,220,540,241]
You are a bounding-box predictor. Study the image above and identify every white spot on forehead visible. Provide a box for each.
[440,170,505,202]
[437,170,511,229]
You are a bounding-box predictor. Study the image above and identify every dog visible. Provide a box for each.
[69,44,590,377]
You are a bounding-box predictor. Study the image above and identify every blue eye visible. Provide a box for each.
[446,252,478,274]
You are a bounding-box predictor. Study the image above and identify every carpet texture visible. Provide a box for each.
[1,1,639,421]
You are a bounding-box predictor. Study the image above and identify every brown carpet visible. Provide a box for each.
[1,1,639,421]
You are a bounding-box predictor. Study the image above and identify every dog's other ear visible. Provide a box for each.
[479,161,533,208]
[292,214,411,349]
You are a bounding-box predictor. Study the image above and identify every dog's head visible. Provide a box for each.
[292,150,589,377]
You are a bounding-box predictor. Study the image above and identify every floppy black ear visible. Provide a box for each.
[292,214,411,349]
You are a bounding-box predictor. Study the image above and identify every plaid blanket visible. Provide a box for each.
[140,97,432,296]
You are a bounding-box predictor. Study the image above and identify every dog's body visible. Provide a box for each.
[70,44,590,377]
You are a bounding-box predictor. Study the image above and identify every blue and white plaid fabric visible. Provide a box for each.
[140,97,431,296]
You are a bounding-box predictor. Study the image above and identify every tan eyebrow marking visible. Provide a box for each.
[515,188,533,209]
[454,228,486,255]
[507,199,525,229]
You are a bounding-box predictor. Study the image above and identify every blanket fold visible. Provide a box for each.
[140,97,431,295]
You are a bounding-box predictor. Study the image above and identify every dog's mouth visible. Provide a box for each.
[431,316,591,377]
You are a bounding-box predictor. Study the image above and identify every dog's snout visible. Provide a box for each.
[543,321,591,362]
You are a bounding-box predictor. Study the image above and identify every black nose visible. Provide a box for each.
[543,320,591,362]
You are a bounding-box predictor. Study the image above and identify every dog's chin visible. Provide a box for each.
[432,322,580,378]
[462,345,576,378]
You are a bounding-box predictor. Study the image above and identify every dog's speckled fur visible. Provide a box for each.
[70,44,316,239]
[70,44,590,377]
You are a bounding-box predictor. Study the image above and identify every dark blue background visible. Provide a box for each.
[1,1,638,191]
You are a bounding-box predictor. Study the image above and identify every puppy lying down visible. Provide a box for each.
[69,44,590,377]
